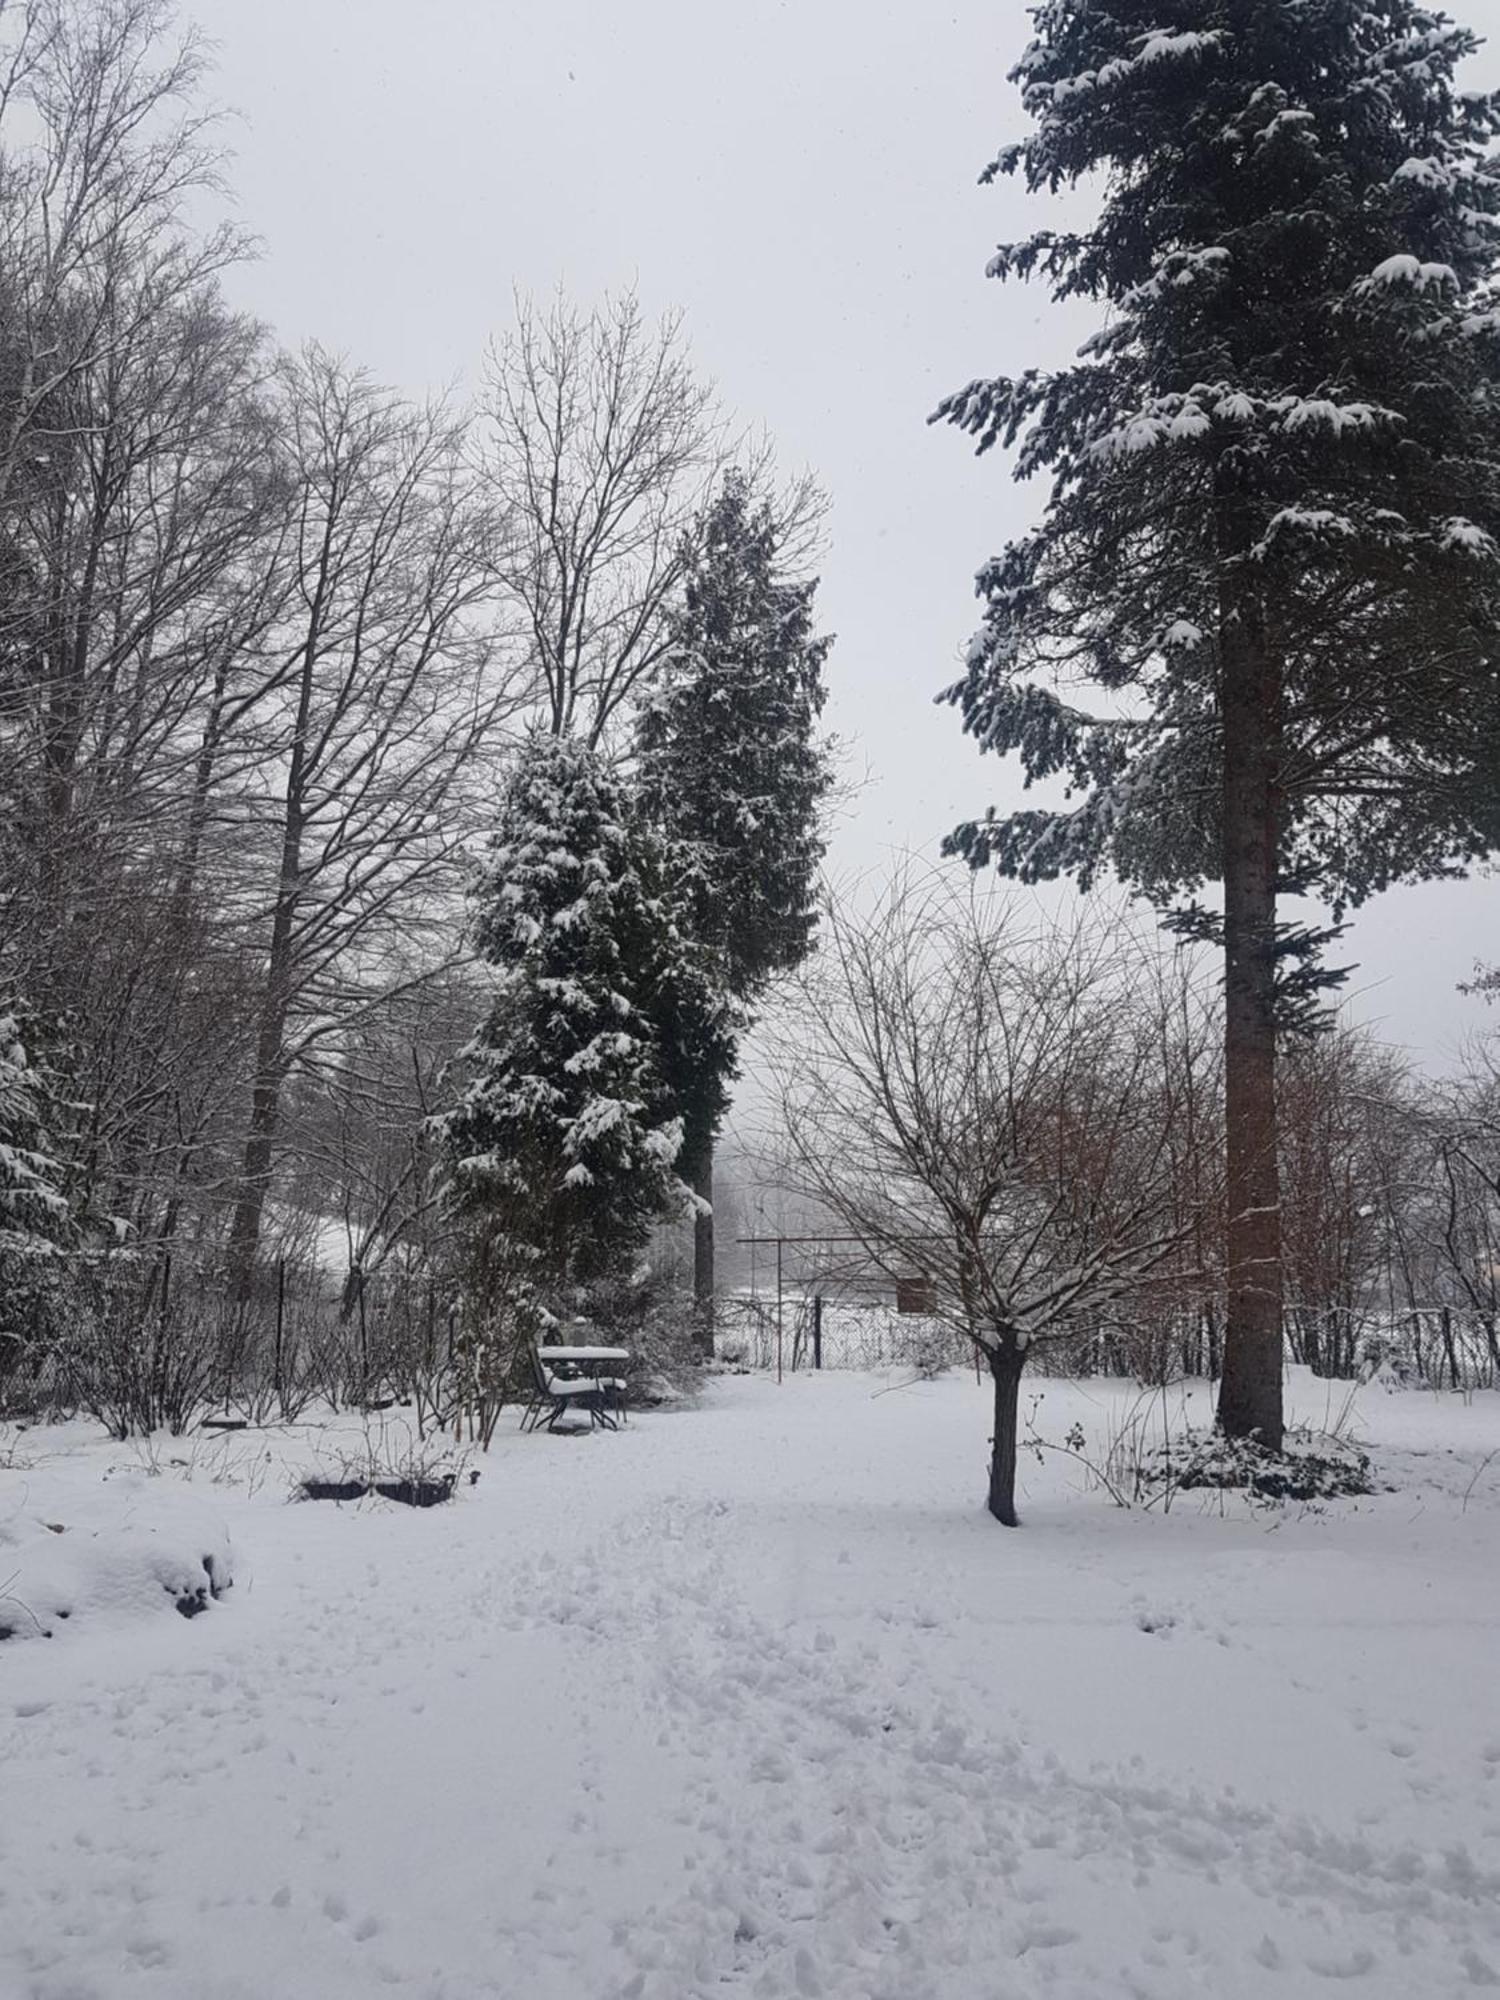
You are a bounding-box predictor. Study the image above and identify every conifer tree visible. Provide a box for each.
[444,733,698,1291]
[935,0,1500,1447]
[0,1001,76,1395]
[636,472,834,1333]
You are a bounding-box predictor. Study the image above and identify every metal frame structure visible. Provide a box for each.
[734,1233,952,1382]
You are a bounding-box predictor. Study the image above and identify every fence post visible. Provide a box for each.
[274,1258,286,1406]
[776,1239,783,1385]
[813,1293,823,1370]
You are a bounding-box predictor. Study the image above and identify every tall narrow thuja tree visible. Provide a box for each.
[635,471,833,1341]
[934,1,1500,1448]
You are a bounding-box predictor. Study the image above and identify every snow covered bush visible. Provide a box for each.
[1135,1429,1378,1506]
[69,1287,225,1440]
[576,1267,704,1406]
[0,1468,234,1643]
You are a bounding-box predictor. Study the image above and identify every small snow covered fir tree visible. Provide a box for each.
[444,732,706,1294]
[0,1007,70,1258]
[0,1003,75,1393]
[935,0,1500,1448]
[636,472,833,1329]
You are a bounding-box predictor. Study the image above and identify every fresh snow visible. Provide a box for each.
[1362,253,1459,293]
[1439,516,1497,554]
[3,1370,1500,1999]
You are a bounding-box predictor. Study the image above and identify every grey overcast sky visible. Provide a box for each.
[189,0,1497,1064]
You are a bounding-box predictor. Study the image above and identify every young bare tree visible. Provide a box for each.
[770,875,1196,1524]
[479,289,720,745]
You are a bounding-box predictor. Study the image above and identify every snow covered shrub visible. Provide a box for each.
[576,1267,702,1406]
[71,1282,224,1439]
[908,1333,954,1381]
[1136,1429,1378,1506]
[0,1475,235,1643]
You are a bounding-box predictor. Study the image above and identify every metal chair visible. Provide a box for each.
[521,1343,607,1433]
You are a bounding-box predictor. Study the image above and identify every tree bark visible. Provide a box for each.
[226,1035,286,1303]
[1216,557,1285,1450]
[987,1344,1026,1526]
[684,1127,715,1357]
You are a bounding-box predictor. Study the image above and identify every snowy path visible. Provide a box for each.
[4,1374,1500,1998]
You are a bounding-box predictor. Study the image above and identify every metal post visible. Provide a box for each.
[274,1257,286,1406]
[776,1238,783,1385]
[813,1293,823,1370]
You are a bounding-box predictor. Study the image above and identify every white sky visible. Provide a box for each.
[189,0,1498,1064]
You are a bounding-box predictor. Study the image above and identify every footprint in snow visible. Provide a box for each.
[1307,1946,1377,1979]
[1015,1922,1080,1954]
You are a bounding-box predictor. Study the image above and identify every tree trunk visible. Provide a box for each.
[987,1345,1026,1526]
[226,1058,283,1303]
[1216,560,1284,1451]
[682,1123,715,1358]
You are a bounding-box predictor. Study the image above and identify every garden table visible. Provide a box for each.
[535,1345,632,1428]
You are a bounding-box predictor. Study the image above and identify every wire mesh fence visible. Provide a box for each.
[713,1291,1500,1390]
[716,1294,973,1374]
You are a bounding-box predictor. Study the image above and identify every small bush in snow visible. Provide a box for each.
[1137,1429,1378,1504]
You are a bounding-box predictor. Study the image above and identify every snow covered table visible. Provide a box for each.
[532,1346,632,1430]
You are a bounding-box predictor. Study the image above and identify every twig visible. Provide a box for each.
[1461,1447,1499,1514]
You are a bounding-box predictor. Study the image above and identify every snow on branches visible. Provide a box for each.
[443,733,695,1285]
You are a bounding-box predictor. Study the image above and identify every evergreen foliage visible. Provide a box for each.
[935,0,1500,1445]
[0,1002,72,1261]
[937,0,1500,906]
[0,999,77,1394]
[635,470,834,1322]
[637,470,834,1004]
[444,732,706,1287]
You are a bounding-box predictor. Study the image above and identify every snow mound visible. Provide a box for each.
[0,1463,234,1642]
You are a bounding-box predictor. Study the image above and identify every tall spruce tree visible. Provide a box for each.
[444,732,702,1291]
[636,472,834,1335]
[935,0,1500,1447]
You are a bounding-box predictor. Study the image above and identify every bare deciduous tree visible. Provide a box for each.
[770,875,1198,1524]
[0,0,245,514]
[480,289,720,746]
[223,350,515,1295]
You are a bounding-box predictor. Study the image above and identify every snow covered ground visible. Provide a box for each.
[3,1368,1499,2000]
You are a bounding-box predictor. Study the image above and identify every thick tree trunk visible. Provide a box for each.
[987,1345,1026,1526]
[227,1052,284,1304]
[682,1125,715,1358]
[226,858,300,1303]
[1217,566,1284,1451]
